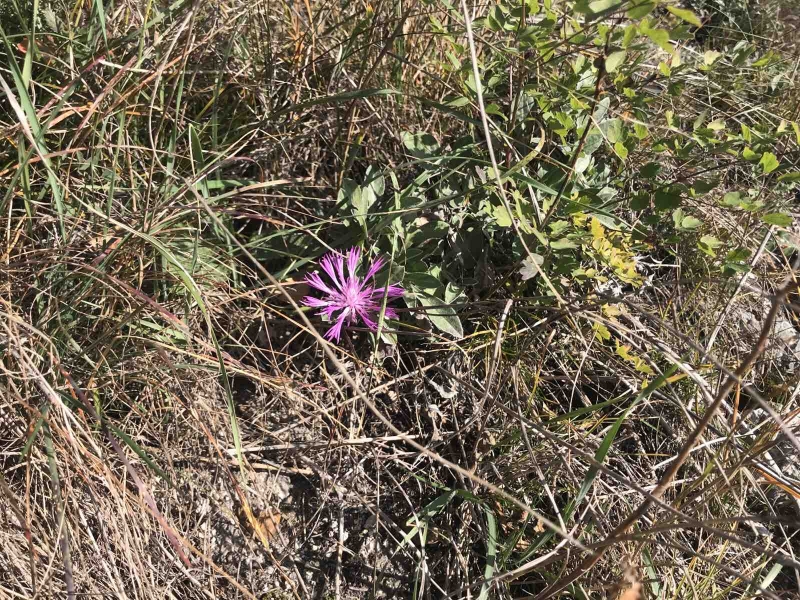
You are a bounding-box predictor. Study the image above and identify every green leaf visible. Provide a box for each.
[416,490,456,521]
[21,414,45,457]
[667,6,702,27]
[500,146,549,184]
[338,178,359,205]
[643,27,672,53]
[758,563,784,592]
[492,203,513,227]
[444,282,465,304]
[699,235,722,256]
[0,25,66,236]
[672,207,684,229]
[108,423,172,484]
[760,152,780,174]
[588,0,622,13]
[478,509,498,600]
[575,155,592,173]
[642,549,661,598]
[778,172,800,182]
[742,200,765,212]
[188,125,209,198]
[631,193,649,211]
[593,322,611,341]
[486,5,505,31]
[445,96,470,107]
[704,50,722,66]
[401,490,457,550]
[627,0,655,19]
[640,162,660,178]
[365,164,385,197]
[405,272,441,290]
[602,118,624,143]
[550,238,579,250]
[752,50,778,68]
[654,190,681,211]
[605,50,627,73]
[340,179,372,229]
[681,215,702,229]
[614,141,628,160]
[742,146,759,161]
[270,88,401,121]
[560,366,678,526]
[762,213,793,227]
[519,254,544,281]
[401,131,439,157]
[380,330,398,345]
[92,0,109,45]
[691,179,718,195]
[726,247,751,263]
[622,23,639,47]
[415,290,463,338]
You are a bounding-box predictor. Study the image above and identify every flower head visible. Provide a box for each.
[303,247,404,342]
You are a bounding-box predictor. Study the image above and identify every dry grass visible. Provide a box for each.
[2,0,800,598]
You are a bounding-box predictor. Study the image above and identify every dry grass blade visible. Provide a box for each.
[534,275,798,599]
[2,0,800,598]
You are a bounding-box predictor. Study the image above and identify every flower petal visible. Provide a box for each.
[371,284,404,299]
[303,296,332,308]
[344,275,363,302]
[319,305,342,320]
[320,254,344,291]
[382,307,399,319]
[334,254,346,287]
[347,247,361,278]
[356,307,378,331]
[305,272,337,296]
[324,313,347,342]
[361,256,386,285]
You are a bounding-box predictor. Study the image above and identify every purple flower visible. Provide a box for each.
[303,247,404,342]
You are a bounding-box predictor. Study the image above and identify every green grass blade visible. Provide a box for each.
[0,24,66,237]
[75,197,245,474]
[188,124,209,198]
[478,507,498,600]
[564,365,679,524]
[107,423,172,485]
[94,0,108,46]
[521,365,679,562]
[268,88,401,121]
[21,0,38,87]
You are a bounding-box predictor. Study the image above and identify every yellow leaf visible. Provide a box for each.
[616,343,634,361]
[591,217,605,240]
[593,322,612,341]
